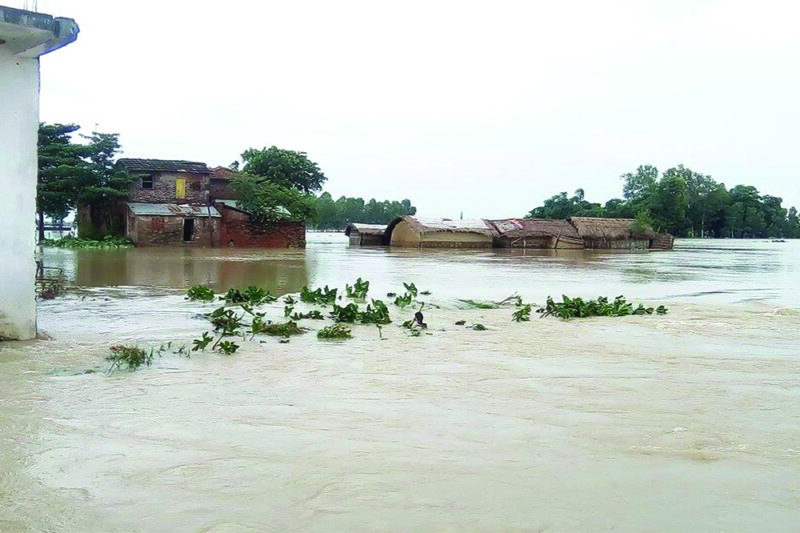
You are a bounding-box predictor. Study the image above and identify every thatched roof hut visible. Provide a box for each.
[488,219,584,249]
[386,216,494,248]
[567,217,655,249]
[344,223,388,246]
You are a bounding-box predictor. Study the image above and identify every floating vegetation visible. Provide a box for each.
[208,306,246,336]
[300,285,338,306]
[106,345,154,372]
[455,320,466,326]
[220,286,277,305]
[187,285,215,302]
[345,277,370,299]
[330,302,360,323]
[192,332,214,351]
[470,324,488,331]
[537,295,669,319]
[317,324,353,340]
[284,304,295,317]
[290,310,325,320]
[284,295,296,305]
[458,299,500,310]
[420,290,432,295]
[359,299,391,325]
[512,304,532,322]
[41,235,134,249]
[253,320,306,337]
[217,340,239,355]
[386,292,397,297]
[394,292,413,308]
[403,282,418,298]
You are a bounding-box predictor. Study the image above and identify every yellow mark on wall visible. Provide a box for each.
[175,177,185,199]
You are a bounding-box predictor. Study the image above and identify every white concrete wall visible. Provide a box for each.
[0,48,39,340]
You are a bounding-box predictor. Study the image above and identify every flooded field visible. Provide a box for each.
[2,236,799,531]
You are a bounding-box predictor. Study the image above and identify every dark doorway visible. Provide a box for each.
[183,218,195,242]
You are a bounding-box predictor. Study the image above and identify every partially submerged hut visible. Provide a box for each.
[386,216,494,248]
[489,219,584,249]
[567,217,654,249]
[344,223,387,246]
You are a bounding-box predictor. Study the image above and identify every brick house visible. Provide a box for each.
[114,159,221,246]
[82,158,306,248]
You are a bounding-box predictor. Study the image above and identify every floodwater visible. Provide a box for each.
[1,235,799,531]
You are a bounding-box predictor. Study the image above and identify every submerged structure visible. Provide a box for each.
[0,5,78,340]
[345,223,387,246]
[385,217,495,248]
[348,216,674,250]
[79,158,306,248]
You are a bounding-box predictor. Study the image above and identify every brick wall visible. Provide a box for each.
[128,214,220,246]
[129,171,209,204]
[217,204,305,248]
[209,178,237,201]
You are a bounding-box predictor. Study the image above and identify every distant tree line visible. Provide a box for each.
[528,165,800,238]
[311,193,417,230]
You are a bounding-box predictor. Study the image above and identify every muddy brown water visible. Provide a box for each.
[1,236,799,531]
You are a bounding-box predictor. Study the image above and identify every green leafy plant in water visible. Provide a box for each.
[291,310,324,320]
[256,320,306,337]
[186,285,215,302]
[345,277,370,299]
[192,331,214,351]
[386,292,397,297]
[403,282,418,298]
[394,293,413,308]
[284,304,295,317]
[284,295,296,305]
[359,299,391,325]
[512,304,532,322]
[537,295,668,319]
[217,340,239,355]
[220,286,277,305]
[330,302,360,323]
[455,320,466,326]
[41,235,134,249]
[317,324,353,340]
[300,285,338,306]
[208,306,245,336]
[420,290,431,295]
[471,324,488,331]
[458,299,499,310]
[106,345,154,372]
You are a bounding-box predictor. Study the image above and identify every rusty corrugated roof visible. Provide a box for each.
[126,203,220,218]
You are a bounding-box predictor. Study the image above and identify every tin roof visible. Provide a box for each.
[344,223,387,236]
[126,203,220,218]
[117,159,210,174]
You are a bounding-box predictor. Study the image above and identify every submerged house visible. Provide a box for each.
[345,223,387,246]
[385,216,494,248]
[80,158,305,248]
[488,218,584,249]
[116,159,220,246]
[567,217,652,250]
[355,215,674,250]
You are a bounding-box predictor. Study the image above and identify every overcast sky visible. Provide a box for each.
[32,0,800,218]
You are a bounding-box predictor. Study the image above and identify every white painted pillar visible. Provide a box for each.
[0,48,39,340]
[0,7,78,340]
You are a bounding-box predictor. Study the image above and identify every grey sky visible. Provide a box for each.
[35,0,800,218]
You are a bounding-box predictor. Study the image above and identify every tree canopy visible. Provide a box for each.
[527,164,800,238]
[311,193,417,230]
[240,146,327,193]
[37,123,131,239]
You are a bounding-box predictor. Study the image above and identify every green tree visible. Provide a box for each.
[232,175,317,223]
[240,146,327,193]
[37,123,131,241]
[621,165,658,201]
[37,123,91,241]
[652,170,689,234]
